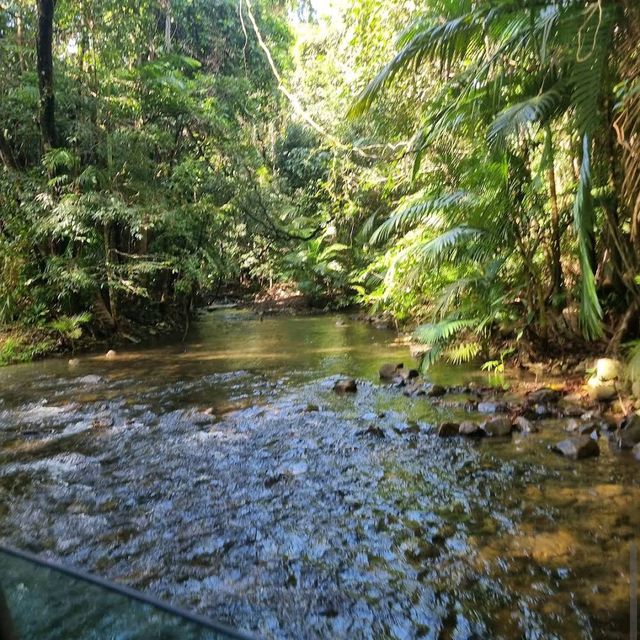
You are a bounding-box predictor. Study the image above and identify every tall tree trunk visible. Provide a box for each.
[37,0,57,149]
[545,127,563,299]
[164,0,172,52]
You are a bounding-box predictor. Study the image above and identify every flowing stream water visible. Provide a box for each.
[0,310,638,639]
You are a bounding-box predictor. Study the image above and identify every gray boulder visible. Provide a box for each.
[553,435,599,460]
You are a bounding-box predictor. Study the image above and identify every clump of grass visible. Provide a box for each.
[0,331,56,366]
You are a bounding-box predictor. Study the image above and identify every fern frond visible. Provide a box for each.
[444,341,482,365]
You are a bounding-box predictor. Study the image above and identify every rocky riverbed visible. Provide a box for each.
[0,312,639,639]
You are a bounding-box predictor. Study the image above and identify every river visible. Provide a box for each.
[0,310,638,639]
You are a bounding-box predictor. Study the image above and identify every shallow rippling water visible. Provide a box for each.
[0,310,638,639]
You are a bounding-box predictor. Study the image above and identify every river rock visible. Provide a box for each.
[633,443,640,462]
[513,416,538,434]
[577,421,598,436]
[105,349,117,360]
[477,401,507,414]
[561,403,584,418]
[586,375,617,402]
[427,384,446,398]
[617,419,640,449]
[595,358,623,382]
[78,374,102,385]
[532,403,553,418]
[334,378,357,393]
[528,387,561,404]
[553,435,599,460]
[459,421,483,437]
[379,363,403,381]
[480,417,512,437]
[402,369,420,381]
[437,422,460,437]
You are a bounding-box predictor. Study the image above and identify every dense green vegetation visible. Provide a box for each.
[0,0,639,366]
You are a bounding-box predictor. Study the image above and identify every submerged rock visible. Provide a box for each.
[437,422,460,437]
[379,363,403,381]
[553,435,600,460]
[334,378,357,393]
[633,443,640,462]
[427,384,446,398]
[512,416,538,434]
[459,421,483,437]
[480,417,512,437]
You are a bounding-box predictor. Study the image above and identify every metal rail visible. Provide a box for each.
[0,545,259,640]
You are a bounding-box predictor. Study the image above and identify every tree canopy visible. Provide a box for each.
[0,0,639,365]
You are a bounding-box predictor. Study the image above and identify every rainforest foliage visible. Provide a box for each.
[0,0,639,364]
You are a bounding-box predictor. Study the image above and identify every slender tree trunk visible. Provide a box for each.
[37,0,57,149]
[164,0,172,52]
[0,130,17,169]
[16,13,26,73]
[545,127,563,299]
[104,223,119,328]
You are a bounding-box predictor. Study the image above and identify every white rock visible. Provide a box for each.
[586,375,617,401]
[595,358,622,382]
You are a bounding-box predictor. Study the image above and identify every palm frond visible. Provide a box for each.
[414,318,475,345]
[573,134,603,339]
[488,84,567,146]
[414,226,484,263]
[370,191,468,245]
[348,10,489,118]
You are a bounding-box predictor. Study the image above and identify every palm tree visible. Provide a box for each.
[350,0,640,351]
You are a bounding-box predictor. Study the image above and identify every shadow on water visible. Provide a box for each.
[0,310,638,639]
